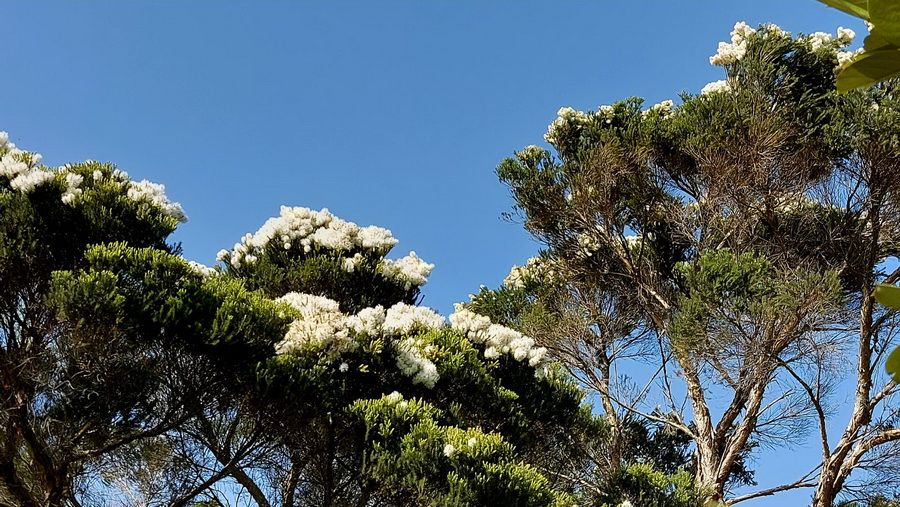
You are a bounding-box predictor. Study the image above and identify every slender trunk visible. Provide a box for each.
[597,351,621,473]
[681,359,723,501]
[812,199,881,507]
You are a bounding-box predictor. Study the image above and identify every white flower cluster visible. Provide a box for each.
[503,256,558,289]
[224,206,398,267]
[642,99,674,119]
[808,31,834,51]
[577,231,602,257]
[396,336,439,388]
[837,27,856,45]
[276,293,357,358]
[186,260,217,278]
[61,173,84,205]
[710,21,756,66]
[772,192,838,214]
[2,131,187,221]
[378,252,434,289]
[382,302,445,335]
[127,180,187,223]
[220,207,434,288]
[274,294,444,384]
[762,23,788,38]
[449,304,549,377]
[837,47,864,70]
[345,305,382,336]
[544,106,591,145]
[9,170,54,193]
[700,79,732,96]
[2,133,53,193]
[0,132,37,170]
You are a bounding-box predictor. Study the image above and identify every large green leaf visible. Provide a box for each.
[876,284,900,381]
[871,0,900,46]
[818,0,870,20]
[863,27,897,52]
[836,49,900,91]
[886,346,900,381]
[875,283,900,310]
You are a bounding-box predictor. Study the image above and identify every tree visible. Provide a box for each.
[487,21,900,506]
[169,205,596,506]
[0,131,597,506]
[0,133,286,506]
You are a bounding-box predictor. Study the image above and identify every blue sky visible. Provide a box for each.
[1,2,870,505]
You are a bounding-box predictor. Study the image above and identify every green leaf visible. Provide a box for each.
[886,346,900,381]
[836,49,900,91]
[875,283,900,310]
[863,27,898,52]
[817,0,870,19]
[870,0,900,46]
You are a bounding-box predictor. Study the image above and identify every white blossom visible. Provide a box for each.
[342,252,365,272]
[127,179,187,222]
[59,172,85,205]
[516,145,545,161]
[837,26,855,45]
[61,191,81,205]
[808,31,834,51]
[642,99,674,118]
[710,22,756,66]
[358,225,398,253]
[762,23,788,38]
[577,232,601,257]
[275,293,355,357]
[385,391,404,404]
[395,336,439,388]
[10,170,55,193]
[186,260,216,278]
[450,304,550,375]
[339,362,349,372]
[837,48,864,70]
[701,79,732,96]
[224,206,400,268]
[346,305,386,337]
[378,251,434,288]
[443,444,456,457]
[0,155,30,179]
[383,303,445,335]
[544,106,590,145]
[502,256,556,288]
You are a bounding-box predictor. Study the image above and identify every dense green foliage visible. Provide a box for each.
[0,136,595,506]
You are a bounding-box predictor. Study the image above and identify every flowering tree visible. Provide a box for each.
[486,22,900,506]
[0,133,288,506]
[0,132,594,506]
[183,206,594,506]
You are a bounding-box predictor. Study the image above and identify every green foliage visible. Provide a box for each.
[818,0,900,91]
[596,464,700,507]
[350,393,575,507]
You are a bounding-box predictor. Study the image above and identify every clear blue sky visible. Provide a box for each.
[1,2,869,505]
